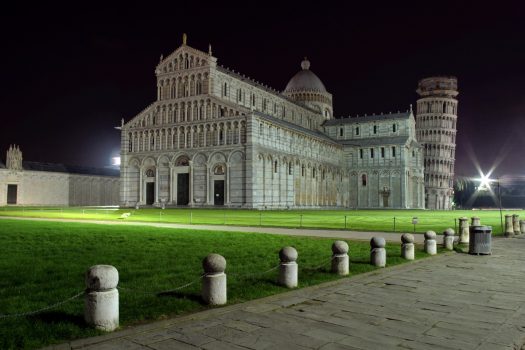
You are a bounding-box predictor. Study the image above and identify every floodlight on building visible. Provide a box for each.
[112,157,121,166]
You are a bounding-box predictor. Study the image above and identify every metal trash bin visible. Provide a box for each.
[469,225,492,255]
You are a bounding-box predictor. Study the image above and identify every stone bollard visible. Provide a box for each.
[202,254,227,305]
[504,215,514,237]
[279,247,298,288]
[443,228,455,250]
[513,214,520,234]
[85,265,119,331]
[471,217,481,226]
[424,231,437,255]
[370,237,386,267]
[459,217,469,244]
[521,220,525,235]
[331,241,349,276]
[400,233,415,260]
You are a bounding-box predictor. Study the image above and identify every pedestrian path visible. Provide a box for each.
[0,216,428,243]
[45,237,525,349]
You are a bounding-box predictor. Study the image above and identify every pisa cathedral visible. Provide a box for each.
[119,36,458,210]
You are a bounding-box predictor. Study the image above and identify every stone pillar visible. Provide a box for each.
[85,265,119,331]
[202,254,227,305]
[401,233,414,260]
[189,161,194,207]
[331,241,349,276]
[278,247,298,288]
[226,162,231,205]
[370,237,386,267]
[505,214,514,237]
[471,217,480,226]
[424,231,437,255]
[138,167,144,204]
[512,214,520,234]
[520,220,525,235]
[443,228,455,250]
[459,217,469,244]
[206,164,211,205]
[168,165,174,204]
[154,167,160,205]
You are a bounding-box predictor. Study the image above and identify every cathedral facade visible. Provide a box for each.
[119,37,457,209]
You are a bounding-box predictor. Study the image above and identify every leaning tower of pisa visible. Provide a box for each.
[416,76,458,210]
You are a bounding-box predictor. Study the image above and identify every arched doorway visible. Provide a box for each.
[175,155,190,205]
[213,164,225,206]
[145,168,155,205]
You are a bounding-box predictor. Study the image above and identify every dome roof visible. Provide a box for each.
[284,58,327,93]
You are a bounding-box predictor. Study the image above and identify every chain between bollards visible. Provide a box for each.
[0,290,84,319]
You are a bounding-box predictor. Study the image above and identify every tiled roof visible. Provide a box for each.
[324,111,411,126]
[253,111,340,146]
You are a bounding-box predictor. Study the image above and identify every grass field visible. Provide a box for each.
[1,206,523,235]
[0,219,440,349]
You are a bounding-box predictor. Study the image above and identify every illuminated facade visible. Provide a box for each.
[416,77,459,210]
[119,37,430,209]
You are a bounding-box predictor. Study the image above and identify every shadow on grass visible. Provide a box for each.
[30,311,85,327]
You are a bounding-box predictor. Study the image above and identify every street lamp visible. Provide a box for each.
[476,174,503,233]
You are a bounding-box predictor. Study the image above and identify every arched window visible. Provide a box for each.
[355,126,360,136]
[393,124,397,132]
[196,81,202,95]
[274,160,278,173]
[288,163,293,175]
[361,174,367,186]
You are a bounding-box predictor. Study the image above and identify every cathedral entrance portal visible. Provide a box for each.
[214,180,224,205]
[7,184,17,204]
[177,173,189,205]
[146,183,155,205]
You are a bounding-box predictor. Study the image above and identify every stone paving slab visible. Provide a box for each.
[42,236,525,349]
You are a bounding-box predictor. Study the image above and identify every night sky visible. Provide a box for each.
[1,1,524,179]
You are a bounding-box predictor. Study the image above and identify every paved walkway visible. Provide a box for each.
[0,216,429,243]
[45,237,525,350]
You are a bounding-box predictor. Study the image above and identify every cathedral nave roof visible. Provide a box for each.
[324,111,411,126]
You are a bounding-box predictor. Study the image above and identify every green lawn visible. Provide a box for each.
[0,219,439,349]
[1,206,522,235]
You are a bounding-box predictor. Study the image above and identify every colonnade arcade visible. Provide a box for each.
[127,120,247,153]
[128,99,244,129]
[125,150,245,207]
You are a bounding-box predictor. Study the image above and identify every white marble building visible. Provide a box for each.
[119,36,452,209]
[0,145,120,206]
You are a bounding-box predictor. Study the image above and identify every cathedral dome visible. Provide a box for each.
[284,58,327,93]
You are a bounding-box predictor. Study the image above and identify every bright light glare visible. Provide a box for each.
[112,157,121,166]
[477,173,492,191]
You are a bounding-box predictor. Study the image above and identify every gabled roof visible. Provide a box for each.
[22,161,119,177]
[324,111,411,126]
[157,44,212,70]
